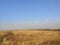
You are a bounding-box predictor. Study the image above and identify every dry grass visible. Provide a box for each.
[0,29,60,45]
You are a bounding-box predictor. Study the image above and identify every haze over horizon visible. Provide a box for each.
[0,0,60,30]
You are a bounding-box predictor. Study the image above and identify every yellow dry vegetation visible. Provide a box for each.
[0,29,60,45]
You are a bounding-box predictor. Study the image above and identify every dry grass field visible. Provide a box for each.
[0,29,60,45]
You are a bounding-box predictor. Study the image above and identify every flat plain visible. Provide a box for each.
[0,29,60,45]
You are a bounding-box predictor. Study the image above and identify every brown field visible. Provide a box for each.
[0,29,60,45]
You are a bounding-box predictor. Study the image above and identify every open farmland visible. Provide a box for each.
[0,29,60,45]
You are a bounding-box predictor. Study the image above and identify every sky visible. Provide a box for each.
[0,0,60,30]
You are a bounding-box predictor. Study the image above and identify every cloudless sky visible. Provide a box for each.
[0,0,60,30]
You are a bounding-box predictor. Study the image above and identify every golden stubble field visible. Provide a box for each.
[0,29,60,45]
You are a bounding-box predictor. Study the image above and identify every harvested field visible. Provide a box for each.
[0,29,60,45]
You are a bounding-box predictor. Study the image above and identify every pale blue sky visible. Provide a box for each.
[0,0,60,30]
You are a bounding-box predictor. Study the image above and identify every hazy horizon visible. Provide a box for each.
[0,0,60,30]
